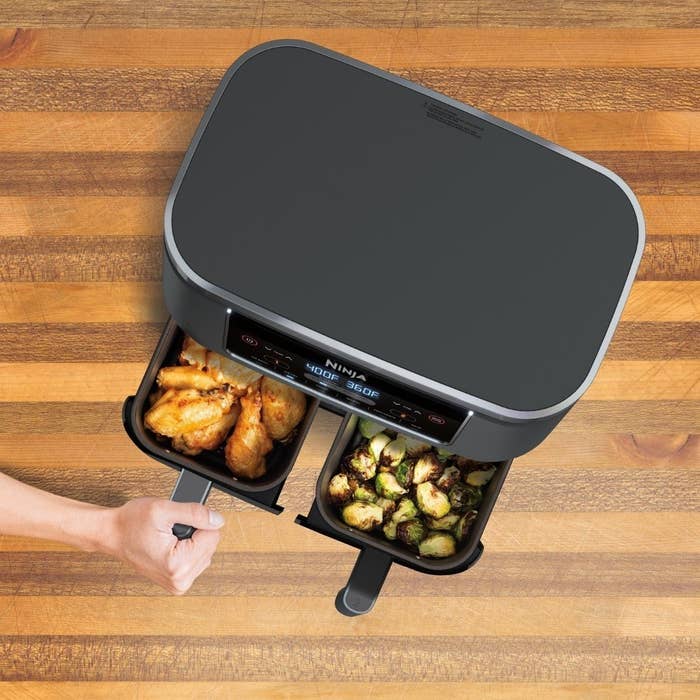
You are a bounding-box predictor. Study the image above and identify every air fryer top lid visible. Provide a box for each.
[166,41,644,417]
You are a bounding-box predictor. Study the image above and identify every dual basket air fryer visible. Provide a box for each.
[123,40,644,615]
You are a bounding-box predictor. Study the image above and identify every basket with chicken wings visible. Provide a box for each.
[122,319,318,512]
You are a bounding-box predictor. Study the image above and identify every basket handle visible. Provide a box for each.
[169,468,213,540]
[335,547,393,616]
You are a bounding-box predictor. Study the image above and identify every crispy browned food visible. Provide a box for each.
[179,335,261,394]
[260,376,307,440]
[144,387,235,438]
[225,382,273,479]
[171,403,241,456]
[157,365,220,391]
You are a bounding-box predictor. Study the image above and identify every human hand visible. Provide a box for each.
[101,497,224,594]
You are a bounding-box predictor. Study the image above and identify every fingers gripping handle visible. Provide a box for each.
[335,548,393,616]
[169,469,213,540]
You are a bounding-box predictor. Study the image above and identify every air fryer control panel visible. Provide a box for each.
[226,313,467,442]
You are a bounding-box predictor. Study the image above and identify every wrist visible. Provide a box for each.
[61,504,118,555]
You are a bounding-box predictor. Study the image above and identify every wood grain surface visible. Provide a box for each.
[0,2,698,698]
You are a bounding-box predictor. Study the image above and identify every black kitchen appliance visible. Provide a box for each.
[123,40,644,613]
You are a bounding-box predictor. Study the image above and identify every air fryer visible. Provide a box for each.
[123,40,644,613]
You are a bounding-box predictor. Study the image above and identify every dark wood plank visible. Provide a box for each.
[607,322,700,360]
[0,234,696,282]
[0,321,696,362]
[0,636,696,682]
[0,552,697,597]
[1,463,697,512]
[0,151,697,196]
[1,1,697,28]
[0,236,162,282]
[0,68,697,111]
[0,323,165,361]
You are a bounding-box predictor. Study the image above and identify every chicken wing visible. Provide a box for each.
[260,376,307,440]
[225,382,273,479]
[144,387,235,438]
[157,365,220,391]
[171,403,241,456]
[179,335,261,394]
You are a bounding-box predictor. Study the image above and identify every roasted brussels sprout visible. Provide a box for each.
[424,512,460,530]
[393,497,419,523]
[328,473,354,505]
[415,482,451,519]
[454,510,478,542]
[404,436,431,456]
[383,497,419,539]
[347,447,377,481]
[448,483,482,512]
[395,460,415,488]
[354,484,378,503]
[341,501,383,531]
[436,447,453,461]
[419,531,457,558]
[375,472,408,500]
[412,452,443,484]
[436,465,461,492]
[368,432,391,462]
[397,518,427,547]
[376,496,397,520]
[358,418,386,439]
[465,464,497,486]
[380,437,407,468]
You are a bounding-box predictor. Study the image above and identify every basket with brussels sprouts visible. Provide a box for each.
[326,418,498,559]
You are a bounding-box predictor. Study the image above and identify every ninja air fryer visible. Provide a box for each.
[123,40,645,613]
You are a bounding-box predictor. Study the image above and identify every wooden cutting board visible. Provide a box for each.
[0,2,698,698]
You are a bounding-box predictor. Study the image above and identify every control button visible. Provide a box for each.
[428,414,446,425]
[241,334,258,347]
[262,354,276,364]
[276,361,290,371]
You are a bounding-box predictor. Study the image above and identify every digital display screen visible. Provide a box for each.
[226,313,467,442]
[305,362,381,403]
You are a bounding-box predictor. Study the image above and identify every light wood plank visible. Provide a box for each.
[0,683,698,700]
[0,595,696,636]
[1,551,698,597]
[1,28,699,69]
[1,195,696,237]
[0,196,166,236]
[0,636,697,682]
[0,282,696,323]
[0,512,697,553]
[2,400,692,435]
[0,111,698,152]
[0,282,166,322]
[0,359,696,402]
[1,431,697,469]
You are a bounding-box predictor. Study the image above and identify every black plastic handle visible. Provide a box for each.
[169,468,213,540]
[335,547,393,616]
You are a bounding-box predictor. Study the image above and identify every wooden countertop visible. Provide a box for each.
[0,2,698,698]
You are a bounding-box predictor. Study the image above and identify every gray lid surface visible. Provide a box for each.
[169,42,643,414]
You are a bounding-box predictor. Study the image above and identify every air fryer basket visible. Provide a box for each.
[123,317,319,526]
[296,413,512,615]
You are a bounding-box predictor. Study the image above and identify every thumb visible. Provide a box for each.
[160,501,225,531]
